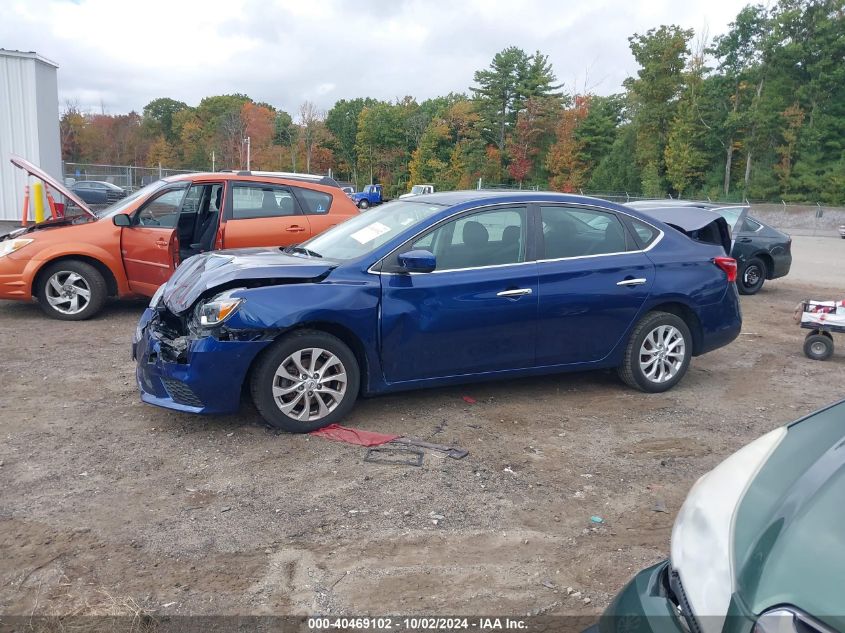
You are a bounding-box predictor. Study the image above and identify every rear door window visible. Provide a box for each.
[540,206,634,258]
[232,183,298,219]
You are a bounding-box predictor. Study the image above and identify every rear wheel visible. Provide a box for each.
[36,260,107,320]
[358,199,370,210]
[803,333,833,361]
[618,311,692,393]
[738,257,766,295]
[250,330,360,432]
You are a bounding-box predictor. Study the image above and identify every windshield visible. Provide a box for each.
[411,185,426,194]
[300,199,445,261]
[95,180,169,219]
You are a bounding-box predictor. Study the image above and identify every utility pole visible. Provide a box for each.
[243,136,251,171]
[211,151,215,172]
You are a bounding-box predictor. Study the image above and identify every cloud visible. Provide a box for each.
[0,0,745,115]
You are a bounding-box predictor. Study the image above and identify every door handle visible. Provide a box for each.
[739,237,752,243]
[616,278,647,287]
[286,225,306,232]
[497,288,533,297]
[155,239,168,247]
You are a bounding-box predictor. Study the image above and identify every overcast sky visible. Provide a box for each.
[2,0,748,117]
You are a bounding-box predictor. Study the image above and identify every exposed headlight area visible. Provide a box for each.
[192,288,245,328]
[0,238,34,258]
[670,427,787,627]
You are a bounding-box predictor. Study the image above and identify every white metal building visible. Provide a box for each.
[0,49,61,222]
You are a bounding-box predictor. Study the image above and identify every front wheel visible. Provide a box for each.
[250,330,360,432]
[618,311,692,393]
[804,333,834,361]
[358,199,370,210]
[36,260,108,320]
[738,257,766,295]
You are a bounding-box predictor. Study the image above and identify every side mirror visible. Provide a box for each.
[398,249,436,273]
[112,214,131,227]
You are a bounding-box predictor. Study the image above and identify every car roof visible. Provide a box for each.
[412,189,618,206]
[627,199,749,210]
[165,171,341,188]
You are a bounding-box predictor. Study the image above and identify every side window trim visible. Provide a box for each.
[222,180,304,221]
[131,182,190,226]
[379,203,531,274]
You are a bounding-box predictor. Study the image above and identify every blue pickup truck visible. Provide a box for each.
[350,184,385,209]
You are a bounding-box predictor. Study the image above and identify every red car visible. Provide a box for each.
[0,157,359,319]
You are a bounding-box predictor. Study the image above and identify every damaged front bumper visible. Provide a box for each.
[133,307,271,415]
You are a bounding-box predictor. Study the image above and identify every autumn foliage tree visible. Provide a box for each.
[58,3,845,204]
[546,95,591,192]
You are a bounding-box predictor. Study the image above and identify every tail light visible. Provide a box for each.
[713,256,737,282]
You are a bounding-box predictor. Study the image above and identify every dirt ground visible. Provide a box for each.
[1,235,844,623]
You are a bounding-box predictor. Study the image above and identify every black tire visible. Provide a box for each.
[36,260,108,320]
[803,333,834,361]
[250,329,360,432]
[358,199,369,210]
[738,257,766,295]
[617,311,692,393]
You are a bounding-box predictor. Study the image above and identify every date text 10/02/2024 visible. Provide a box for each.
[308,617,528,630]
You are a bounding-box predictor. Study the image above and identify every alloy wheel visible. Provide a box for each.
[45,271,92,315]
[271,348,348,421]
[639,325,686,384]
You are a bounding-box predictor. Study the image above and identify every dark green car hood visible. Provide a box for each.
[733,400,845,630]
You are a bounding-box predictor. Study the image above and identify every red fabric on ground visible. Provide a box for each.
[462,396,477,404]
[310,423,399,447]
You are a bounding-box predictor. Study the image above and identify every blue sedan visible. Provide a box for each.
[133,191,742,432]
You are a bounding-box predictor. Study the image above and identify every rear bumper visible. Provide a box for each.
[133,308,270,414]
[697,285,742,355]
[769,253,791,280]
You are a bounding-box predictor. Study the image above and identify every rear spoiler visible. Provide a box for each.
[639,207,732,254]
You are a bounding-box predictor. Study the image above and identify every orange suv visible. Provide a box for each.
[0,158,360,319]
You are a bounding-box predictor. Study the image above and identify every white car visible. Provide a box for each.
[838,224,844,239]
[399,184,435,198]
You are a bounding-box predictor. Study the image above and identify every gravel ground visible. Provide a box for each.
[1,236,844,621]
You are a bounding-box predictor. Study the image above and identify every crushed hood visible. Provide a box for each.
[10,154,95,218]
[162,248,336,314]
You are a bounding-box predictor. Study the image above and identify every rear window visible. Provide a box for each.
[689,223,724,246]
[295,187,332,214]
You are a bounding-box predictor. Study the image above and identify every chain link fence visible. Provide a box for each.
[63,162,196,192]
[579,190,845,235]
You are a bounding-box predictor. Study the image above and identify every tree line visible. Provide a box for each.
[60,0,845,203]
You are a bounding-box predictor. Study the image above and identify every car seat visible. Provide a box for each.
[195,187,223,253]
[543,213,579,258]
[499,225,522,263]
[602,219,627,253]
